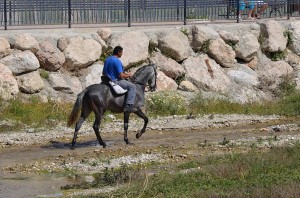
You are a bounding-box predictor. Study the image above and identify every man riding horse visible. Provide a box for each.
[102,46,136,113]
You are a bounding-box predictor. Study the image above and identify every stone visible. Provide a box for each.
[150,51,185,79]
[13,33,40,54]
[16,71,44,94]
[260,20,288,52]
[59,36,102,70]
[286,49,300,68]
[156,71,178,91]
[0,37,11,58]
[178,81,197,92]
[80,62,103,88]
[97,28,112,41]
[107,31,149,68]
[235,33,260,62]
[189,25,220,51]
[289,20,300,56]
[218,30,239,45]
[0,50,40,75]
[247,56,259,70]
[36,40,65,71]
[227,64,260,87]
[183,54,231,93]
[91,33,108,51]
[48,73,82,94]
[158,29,192,62]
[0,63,19,100]
[208,38,236,68]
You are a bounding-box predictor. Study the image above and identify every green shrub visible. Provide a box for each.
[40,70,49,79]
[145,91,187,116]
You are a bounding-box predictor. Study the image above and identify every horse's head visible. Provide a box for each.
[131,63,157,92]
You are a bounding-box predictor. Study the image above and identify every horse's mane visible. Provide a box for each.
[132,64,155,79]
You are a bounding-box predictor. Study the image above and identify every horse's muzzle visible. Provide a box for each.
[149,85,156,92]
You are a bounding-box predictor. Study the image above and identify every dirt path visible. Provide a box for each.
[0,115,299,198]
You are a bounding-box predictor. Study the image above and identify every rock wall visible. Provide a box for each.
[0,19,300,103]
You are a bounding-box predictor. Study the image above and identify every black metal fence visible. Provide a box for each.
[1,0,300,30]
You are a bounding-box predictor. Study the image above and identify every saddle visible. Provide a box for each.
[101,76,127,95]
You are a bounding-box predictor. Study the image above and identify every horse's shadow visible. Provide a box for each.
[40,139,116,150]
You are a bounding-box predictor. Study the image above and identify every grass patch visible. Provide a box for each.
[94,143,300,198]
[188,92,300,116]
[145,91,187,116]
[0,97,73,130]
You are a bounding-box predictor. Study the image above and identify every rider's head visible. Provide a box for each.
[113,46,123,58]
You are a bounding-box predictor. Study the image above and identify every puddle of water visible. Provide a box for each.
[0,173,75,198]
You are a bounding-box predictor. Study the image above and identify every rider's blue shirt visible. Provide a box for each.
[103,56,124,81]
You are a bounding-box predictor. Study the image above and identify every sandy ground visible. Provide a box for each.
[0,114,300,197]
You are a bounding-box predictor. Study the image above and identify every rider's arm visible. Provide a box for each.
[119,72,132,79]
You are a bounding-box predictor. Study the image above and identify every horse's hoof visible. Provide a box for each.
[126,142,134,145]
[71,146,75,150]
[136,133,141,139]
[102,143,107,148]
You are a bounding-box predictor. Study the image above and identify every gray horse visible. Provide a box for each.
[67,64,157,149]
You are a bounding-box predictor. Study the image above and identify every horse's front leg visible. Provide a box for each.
[123,111,132,144]
[134,109,149,139]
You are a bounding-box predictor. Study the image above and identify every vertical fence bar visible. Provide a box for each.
[287,0,291,20]
[177,0,179,21]
[4,0,7,30]
[236,0,240,23]
[184,0,186,25]
[128,0,131,27]
[68,0,71,28]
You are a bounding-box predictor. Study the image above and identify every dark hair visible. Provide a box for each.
[113,46,123,55]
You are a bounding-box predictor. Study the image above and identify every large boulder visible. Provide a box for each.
[0,37,11,58]
[36,40,65,71]
[80,62,103,88]
[12,33,40,54]
[208,38,236,68]
[289,20,300,56]
[48,73,82,94]
[183,54,231,93]
[235,33,260,62]
[0,63,19,100]
[286,49,300,68]
[227,64,260,87]
[97,28,112,42]
[156,71,178,91]
[189,25,220,51]
[91,33,108,51]
[0,50,40,75]
[218,30,239,45]
[107,31,149,68]
[16,71,44,94]
[58,36,102,70]
[260,20,287,52]
[158,29,192,62]
[178,80,197,92]
[150,51,185,79]
[257,60,293,86]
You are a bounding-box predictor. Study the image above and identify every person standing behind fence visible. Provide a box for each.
[238,1,256,20]
[250,0,268,19]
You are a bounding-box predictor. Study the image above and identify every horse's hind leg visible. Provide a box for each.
[93,113,106,148]
[134,109,149,139]
[71,108,91,149]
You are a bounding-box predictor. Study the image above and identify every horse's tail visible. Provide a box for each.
[67,89,87,127]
